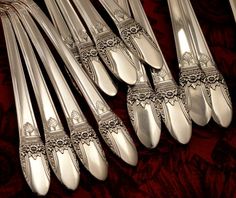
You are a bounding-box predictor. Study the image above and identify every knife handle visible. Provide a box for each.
[16,2,112,121]
[1,12,50,195]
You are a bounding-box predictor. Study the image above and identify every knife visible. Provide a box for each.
[115,0,161,149]
[180,0,233,127]
[167,0,212,126]
[1,10,50,196]
[14,0,138,166]
[44,0,117,96]
[11,4,109,181]
[127,0,192,144]
[70,0,138,85]
[99,0,163,70]
[8,8,80,190]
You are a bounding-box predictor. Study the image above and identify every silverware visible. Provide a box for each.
[1,10,50,196]
[71,0,138,85]
[180,0,233,127]
[229,0,236,22]
[127,0,192,144]
[11,4,108,181]
[115,0,161,148]
[99,0,163,70]
[15,0,138,166]
[167,0,212,126]
[44,0,117,96]
[8,8,80,190]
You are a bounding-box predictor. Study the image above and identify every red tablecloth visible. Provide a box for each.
[0,0,235,197]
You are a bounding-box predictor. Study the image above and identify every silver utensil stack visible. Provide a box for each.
[0,0,232,195]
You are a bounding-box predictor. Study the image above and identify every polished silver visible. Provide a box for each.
[16,0,138,166]
[99,0,163,70]
[229,0,236,22]
[44,0,117,96]
[115,0,161,149]
[180,0,233,127]
[167,0,212,126]
[128,0,192,144]
[8,8,80,189]
[12,4,109,181]
[1,11,50,196]
[71,0,138,85]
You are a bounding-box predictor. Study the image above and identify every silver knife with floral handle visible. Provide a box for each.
[180,0,232,127]
[127,0,192,144]
[14,0,138,166]
[99,0,163,70]
[167,0,212,126]
[10,5,108,181]
[8,8,80,190]
[70,0,137,85]
[1,10,50,196]
[115,0,161,149]
[44,0,117,96]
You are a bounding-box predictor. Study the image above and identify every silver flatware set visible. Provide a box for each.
[0,0,233,195]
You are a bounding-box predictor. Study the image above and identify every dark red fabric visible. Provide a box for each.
[0,0,236,197]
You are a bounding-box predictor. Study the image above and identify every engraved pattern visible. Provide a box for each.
[94,22,108,34]
[203,67,232,108]
[199,53,215,68]
[180,52,198,68]
[155,81,179,105]
[78,42,98,82]
[19,136,49,186]
[70,124,106,165]
[203,67,224,90]
[96,101,109,114]
[22,122,35,136]
[96,32,125,72]
[179,66,205,88]
[45,131,74,170]
[127,83,161,123]
[127,83,155,108]
[118,18,158,56]
[99,114,134,155]
[152,68,168,83]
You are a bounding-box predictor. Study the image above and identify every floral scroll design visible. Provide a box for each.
[20,123,49,185]
[99,114,134,156]
[179,52,198,68]
[118,17,158,56]
[71,125,106,167]
[199,53,232,107]
[78,41,99,83]
[67,110,106,167]
[179,66,205,89]
[127,83,157,122]
[155,81,189,121]
[96,31,125,72]
[44,118,78,171]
